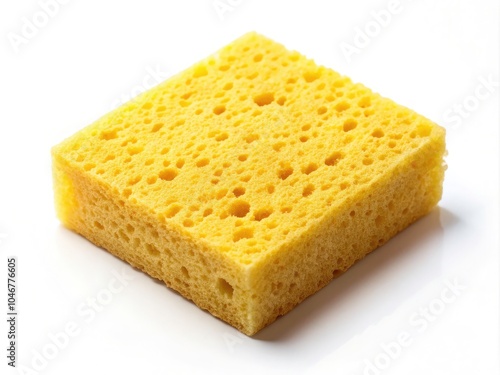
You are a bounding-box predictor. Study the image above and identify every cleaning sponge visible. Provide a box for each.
[52,32,446,335]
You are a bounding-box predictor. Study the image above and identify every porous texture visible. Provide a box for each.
[52,32,446,335]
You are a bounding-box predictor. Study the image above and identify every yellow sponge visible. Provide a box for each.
[52,32,446,335]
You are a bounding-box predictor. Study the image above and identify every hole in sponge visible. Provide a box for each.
[183,219,194,227]
[335,101,350,112]
[302,163,318,175]
[233,187,246,197]
[325,152,342,166]
[181,266,190,278]
[363,158,373,166]
[359,97,371,108]
[245,134,259,143]
[233,227,254,242]
[151,123,163,132]
[277,96,286,106]
[343,119,357,132]
[196,158,210,167]
[278,165,293,180]
[215,133,229,141]
[217,278,234,297]
[302,184,315,197]
[254,208,273,221]
[165,204,182,218]
[253,92,274,106]
[303,70,320,82]
[159,168,178,181]
[273,142,286,152]
[229,200,250,217]
[94,221,104,230]
[253,53,263,62]
[100,129,118,140]
[127,176,141,186]
[145,243,160,257]
[213,105,226,115]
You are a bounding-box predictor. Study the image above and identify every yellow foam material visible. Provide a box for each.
[52,32,446,335]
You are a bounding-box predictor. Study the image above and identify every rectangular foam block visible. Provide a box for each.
[52,32,446,335]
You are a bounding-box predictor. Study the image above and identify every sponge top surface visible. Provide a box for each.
[54,32,442,266]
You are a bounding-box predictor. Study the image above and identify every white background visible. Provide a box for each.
[1,1,499,374]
